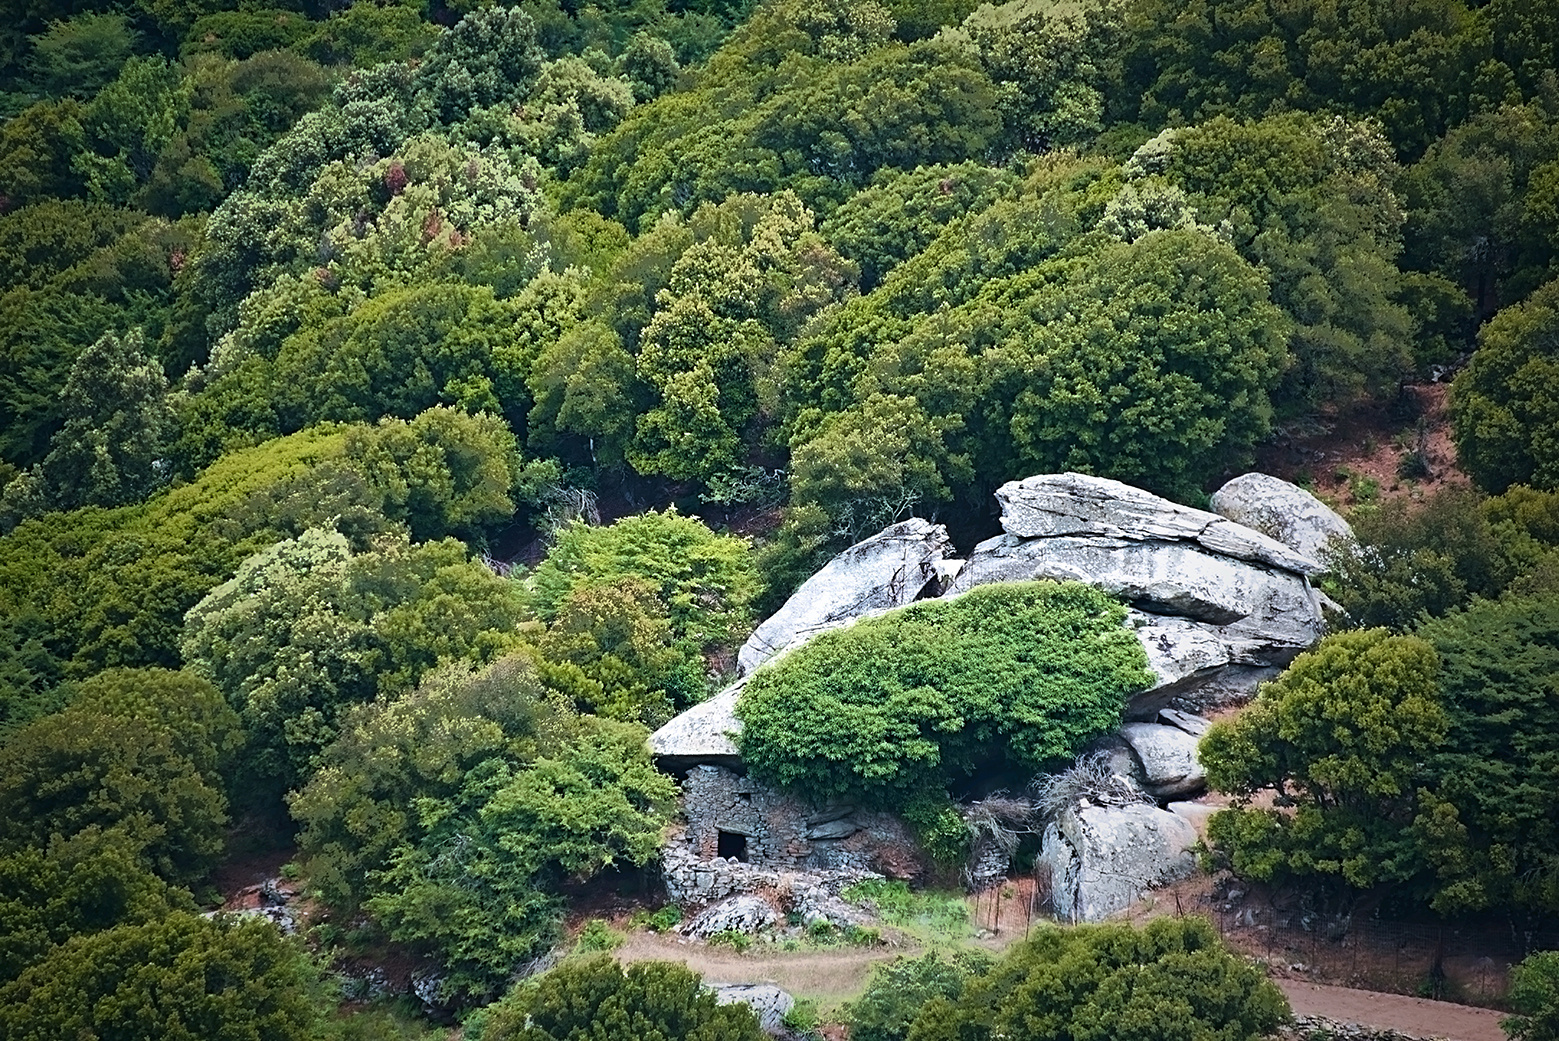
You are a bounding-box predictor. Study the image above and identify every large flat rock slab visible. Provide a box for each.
[996,472,1322,575]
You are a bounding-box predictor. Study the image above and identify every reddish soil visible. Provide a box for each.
[1278,980,1506,1041]
[1252,383,1469,514]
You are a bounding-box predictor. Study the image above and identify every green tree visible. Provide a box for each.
[1452,276,1559,493]
[472,955,765,1041]
[1154,114,1418,408]
[904,917,1286,1041]
[821,161,1019,291]
[0,830,189,980]
[535,577,699,725]
[1415,596,1559,914]
[291,656,674,1002]
[288,655,558,909]
[983,227,1289,499]
[1402,104,1559,318]
[343,407,557,545]
[738,582,1152,808]
[182,527,526,794]
[0,328,174,528]
[0,706,230,885]
[1117,0,1489,158]
[1202,629,1446,895]
[527,508,758,654]
[26,13,136,100]
[1322,486,1521,629]
[847,951,991,1041]
[1507,951,1559,1041]
[0,913,321,1041]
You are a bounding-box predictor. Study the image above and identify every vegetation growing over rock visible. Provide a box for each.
[737,581,1153,807]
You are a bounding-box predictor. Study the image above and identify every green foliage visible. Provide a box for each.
[1322,486,1521,629]
[27,13,136,99]
[1202,629,1447,892]
[0,704,230,885]
[846,950,990,1041]
[473,955,765,1041]
[738,581,1152,807]
[565,5,1003,229]
[1155,114,1418,408]
[0,831,191,980]
[904,917,1286,1041]
[0,912,322,1041]
[0,328,175,528]
[1507,951,1559,1041]
[1117,0,1495,158]
[291,655,675,1002]
[1205,599,1559,916]
[1452,276,1559,493]
[573,918,624,953]
[527,508,758,653]
[535,577,700,725]
[821,161,1019,290]
[620,192,854,483]
[182,526,525,794]
[1415,596,1559,915]
[1402,104,1559,317]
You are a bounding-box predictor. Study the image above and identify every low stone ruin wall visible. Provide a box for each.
[679,764,921,877]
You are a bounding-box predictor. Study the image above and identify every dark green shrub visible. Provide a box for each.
[736,582,1152,807]
[846,950,990,1041]
[905,917,1287,1041]
[0,912,321,1041]
[472,955,765,1041]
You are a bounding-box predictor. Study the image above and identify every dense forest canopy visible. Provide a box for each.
[2,0,1559,1032]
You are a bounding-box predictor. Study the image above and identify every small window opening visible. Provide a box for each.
[717,830,748,862]
[736,792,752,803]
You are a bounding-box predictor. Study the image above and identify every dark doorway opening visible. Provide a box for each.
[717,830,748,862]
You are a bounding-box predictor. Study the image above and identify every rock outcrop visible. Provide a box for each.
[713,985,795,1036]
[1041,803,1198,922]
[951,473,1328,713]
[737,518,953,675]
[681,894,781,938]
[1211,472,1354,569]
[1120,722,1206,798]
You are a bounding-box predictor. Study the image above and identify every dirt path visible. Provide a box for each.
[615,934,907,1006]
[1277,981,1504,1041]
[617,934,1511,1038]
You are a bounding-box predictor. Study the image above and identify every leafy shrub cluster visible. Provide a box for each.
[737,581,1153,808]
[846,917,1286,1041]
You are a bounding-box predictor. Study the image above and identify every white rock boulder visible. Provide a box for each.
[950,473,1327,713]
[713,984,795,1035]
[738,518,952,676]
[682,894,780,938]
[1041,803,1198,922]
[1211,472,1353,569]
[1120,721,1206,798]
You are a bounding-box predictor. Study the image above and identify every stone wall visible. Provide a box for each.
[678,765,920,877]
[1280,1015,1456,1041]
